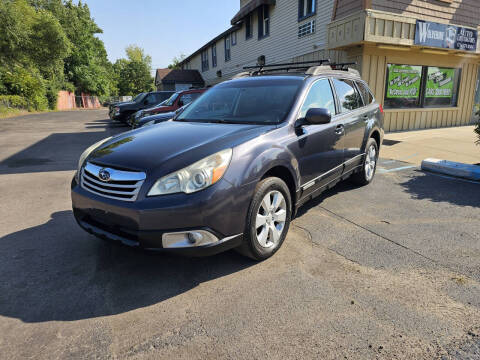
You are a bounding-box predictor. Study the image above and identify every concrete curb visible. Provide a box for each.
[421,158,480,181]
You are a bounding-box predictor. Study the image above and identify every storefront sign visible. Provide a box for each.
[415,20,478,52]
[425,67,455,98]
[386,64,422,99]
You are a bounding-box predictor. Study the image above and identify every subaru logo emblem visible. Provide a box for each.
[98,169,111,182]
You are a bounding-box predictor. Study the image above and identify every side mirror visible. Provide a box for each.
[304,108,331,125]
[177,100,184,107]
[143,100,149,105]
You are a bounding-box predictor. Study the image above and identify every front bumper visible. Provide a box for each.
[71,177,250,256]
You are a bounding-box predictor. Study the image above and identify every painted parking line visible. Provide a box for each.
[377,165,417,174]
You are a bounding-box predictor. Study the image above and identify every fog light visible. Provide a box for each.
[187,232,203,244]
[162,230,219,248]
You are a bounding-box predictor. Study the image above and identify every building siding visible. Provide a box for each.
[333,0,364,21]
[370,0,480,28]
[362,45,478,132]
[333,0,480,28]
[184,0,337,85]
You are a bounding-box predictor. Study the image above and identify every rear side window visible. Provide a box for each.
[180,92,202,106]
[356,81,374,106]
[332,79,362,112]
[299,79,336,118]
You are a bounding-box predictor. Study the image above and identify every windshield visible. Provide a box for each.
[176,79,302,124]
[164,92,179,106]
[133,93,146,103]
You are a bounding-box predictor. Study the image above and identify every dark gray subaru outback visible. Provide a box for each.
[71,62,384,260]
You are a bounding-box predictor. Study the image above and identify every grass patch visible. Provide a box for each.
[0,107,56,119]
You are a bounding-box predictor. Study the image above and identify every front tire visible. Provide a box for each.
[350,137,378,186]
[237,177,292,261]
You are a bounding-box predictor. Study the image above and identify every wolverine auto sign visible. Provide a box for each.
[415,20,477,52]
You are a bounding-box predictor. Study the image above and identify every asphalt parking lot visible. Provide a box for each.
[0,110,479,359]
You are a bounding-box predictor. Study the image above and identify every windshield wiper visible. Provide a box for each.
[175,119,231,124]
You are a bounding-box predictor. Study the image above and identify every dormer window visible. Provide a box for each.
[298,0,316,20]
[258,5,270,39]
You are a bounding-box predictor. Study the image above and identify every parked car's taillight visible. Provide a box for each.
[379,104,384,114]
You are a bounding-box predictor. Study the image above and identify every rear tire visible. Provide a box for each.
[236,177,292,261]
[350,138,378,186]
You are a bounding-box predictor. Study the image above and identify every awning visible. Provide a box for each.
[231,0,276,25]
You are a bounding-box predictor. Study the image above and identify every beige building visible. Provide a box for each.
[180,0,480,131]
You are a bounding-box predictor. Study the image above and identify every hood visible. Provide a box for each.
[113,101,133,106]
[136,113,174,128]
[117,101,136,107]
[150,105,174,113]
[88,121,275,176]
[140,112,175,123]
[117,101,141,110]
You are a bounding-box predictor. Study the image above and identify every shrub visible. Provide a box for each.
[1,66,48,110]
[0,95,28,108]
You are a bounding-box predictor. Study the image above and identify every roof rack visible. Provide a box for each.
[232,60,360,80]
[243,59,331,71]
[306,62,360,77]
[329,62,358,70]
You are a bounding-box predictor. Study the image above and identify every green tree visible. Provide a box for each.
[114,45,154,96]
[0,0,70,109]
[168,54,186,69]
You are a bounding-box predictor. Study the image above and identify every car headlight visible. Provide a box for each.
[147,149,233,196]
[75,137,112,182]
[143,120,155,127]
[114,107,120,115]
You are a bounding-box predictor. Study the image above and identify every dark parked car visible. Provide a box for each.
[132,104,189,129]
[72,63,383,260]
[127,99,169,127]
[109,91,174,122]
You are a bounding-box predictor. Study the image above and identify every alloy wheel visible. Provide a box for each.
[255,190,287,249]
[365,144,377,181]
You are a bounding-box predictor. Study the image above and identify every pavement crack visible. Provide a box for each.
[292,223,362,266]
[317,205,439,265]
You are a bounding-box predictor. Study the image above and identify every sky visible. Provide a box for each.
[84,0,238,70]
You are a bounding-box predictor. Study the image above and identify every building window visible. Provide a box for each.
[245,13,253,39]
[224,36,231,62]
[211,44,217,68]
[384,64,461,109]
[258,5,270,39]
[424,66,461,107]
[201,50,209,72]
[298,20,315,38]
[231,31,237,46]
[299,0,316,20]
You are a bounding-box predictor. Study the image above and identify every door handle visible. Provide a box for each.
[362,115,369,121]
[335,124,344,135]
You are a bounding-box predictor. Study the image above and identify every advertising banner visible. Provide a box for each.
[425,67,455,98]
[415,20,478,52]
[386,64,422,99]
